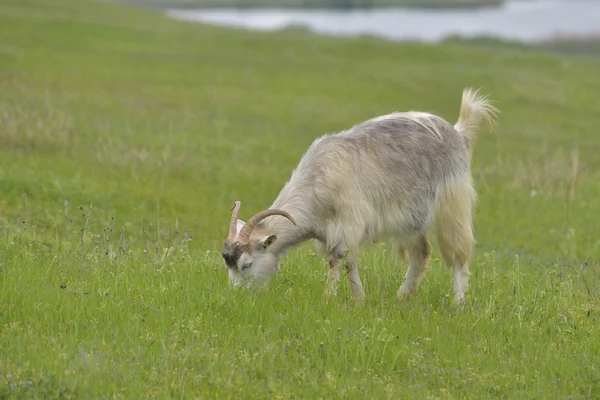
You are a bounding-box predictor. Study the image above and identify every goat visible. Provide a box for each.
[221,88,498,304]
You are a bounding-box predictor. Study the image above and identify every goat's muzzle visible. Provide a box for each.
[222,239,247,269]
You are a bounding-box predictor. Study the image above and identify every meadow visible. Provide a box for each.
[1,0,600,398]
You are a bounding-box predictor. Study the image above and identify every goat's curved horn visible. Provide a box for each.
[237,209,296,244]
[227,201,241,240]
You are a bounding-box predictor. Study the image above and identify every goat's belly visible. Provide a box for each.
[369,206,435,240]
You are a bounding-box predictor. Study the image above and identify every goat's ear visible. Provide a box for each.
[235,219,246,240]
[258,234,277,251]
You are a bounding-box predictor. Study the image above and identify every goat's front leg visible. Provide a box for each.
[345,254,365,302]
[398,234,431,300]
[323,251,343,303]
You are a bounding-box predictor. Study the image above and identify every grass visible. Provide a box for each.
[443,35,600,59]
[1,0,600,398]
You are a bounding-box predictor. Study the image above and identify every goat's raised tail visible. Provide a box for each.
[454,87,499,155]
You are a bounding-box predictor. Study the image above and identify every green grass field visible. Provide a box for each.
[1,0,600,398]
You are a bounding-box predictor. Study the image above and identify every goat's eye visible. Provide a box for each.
[242,261,252,270]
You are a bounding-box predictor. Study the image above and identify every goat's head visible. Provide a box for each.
[222,201,296,287]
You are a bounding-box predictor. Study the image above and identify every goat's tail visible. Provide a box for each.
[454,87,499,156]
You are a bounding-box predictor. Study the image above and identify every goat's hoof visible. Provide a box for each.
[349,289,365,305]
[349,296,365,308]
[323,289,337,304]
[397,284,417,301]
[397,292,409,302]
[452,293,467,309]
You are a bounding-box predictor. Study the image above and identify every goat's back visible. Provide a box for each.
[275,113,472,246]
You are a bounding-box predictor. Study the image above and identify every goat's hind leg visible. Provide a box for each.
[435,177,476,305]
[397,234,432,300]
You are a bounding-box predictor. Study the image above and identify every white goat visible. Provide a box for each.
[221,88,498,304]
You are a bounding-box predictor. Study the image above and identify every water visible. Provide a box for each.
[165,0,600,44]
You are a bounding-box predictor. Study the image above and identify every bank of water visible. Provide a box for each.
[165,0,600,44]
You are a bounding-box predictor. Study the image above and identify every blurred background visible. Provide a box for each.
[1,0,600,249]
[126,0,600,55]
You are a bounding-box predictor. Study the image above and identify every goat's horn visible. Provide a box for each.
[227,201,241,240]
[237,209,296,244]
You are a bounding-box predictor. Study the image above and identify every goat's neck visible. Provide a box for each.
[261,216,309,256]
[264,182,312,254]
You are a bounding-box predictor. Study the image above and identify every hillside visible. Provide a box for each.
[1,0,599,398]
